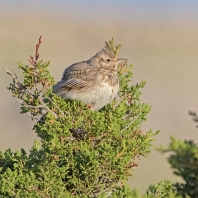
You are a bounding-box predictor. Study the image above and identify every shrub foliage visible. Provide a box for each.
[1,37,161,197]
[158,136,198,197]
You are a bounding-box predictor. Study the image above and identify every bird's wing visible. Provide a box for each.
[53,61,98,93]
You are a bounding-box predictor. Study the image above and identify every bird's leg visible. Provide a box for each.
[114,93,121,101]
[86,103,94,110]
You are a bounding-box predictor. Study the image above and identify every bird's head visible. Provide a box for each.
[92,43,127,70]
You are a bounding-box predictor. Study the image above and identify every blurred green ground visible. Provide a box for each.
[1,4,198,193]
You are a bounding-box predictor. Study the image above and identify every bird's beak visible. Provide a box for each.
[112,58,128,70]
[116,58,128,65]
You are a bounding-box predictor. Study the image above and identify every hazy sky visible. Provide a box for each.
[1,0,198,20]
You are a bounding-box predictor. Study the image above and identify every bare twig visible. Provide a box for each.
[121,120,135,132]
[46,96,65,116]
[3,66,58,120]
[28,55,35,65]
[16,98,43,109]
[27,112,40,122]
[121,112,141,132]
[4,67,35,97]
[3,36,62,122]
[38,96,58,119]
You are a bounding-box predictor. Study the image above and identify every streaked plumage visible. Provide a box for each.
[53,43,127,110]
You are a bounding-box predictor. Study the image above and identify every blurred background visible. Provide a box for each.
[1,0,198,193]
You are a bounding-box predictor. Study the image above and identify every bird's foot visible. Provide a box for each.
[86,103,94,110]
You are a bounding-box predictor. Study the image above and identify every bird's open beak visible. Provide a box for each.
[116,58,128,65]
[112,58,128,70]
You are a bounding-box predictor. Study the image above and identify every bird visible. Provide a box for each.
[53,42,127,110]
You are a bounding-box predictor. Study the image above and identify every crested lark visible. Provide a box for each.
[53,43,127,110]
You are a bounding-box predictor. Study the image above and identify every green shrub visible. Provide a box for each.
[157,112,198,198]
[158,135,198,198]
[1,37,162,197]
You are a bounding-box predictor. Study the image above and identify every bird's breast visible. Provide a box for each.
[96,69,119,104]
[98,69,118,87]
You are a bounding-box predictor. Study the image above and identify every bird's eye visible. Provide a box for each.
[106,59,111,62]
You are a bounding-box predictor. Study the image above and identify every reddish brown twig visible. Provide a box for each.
[3,36,62,122]
[35,36,42,62]
[28,36,42,66]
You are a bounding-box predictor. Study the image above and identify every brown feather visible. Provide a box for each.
[52,42,127,110]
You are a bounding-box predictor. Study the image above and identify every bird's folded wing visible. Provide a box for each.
[62,61,96,79]
[53,62,98,93]
[63,78,94,89]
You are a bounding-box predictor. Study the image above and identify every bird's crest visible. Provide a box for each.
[102,42,116,59]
